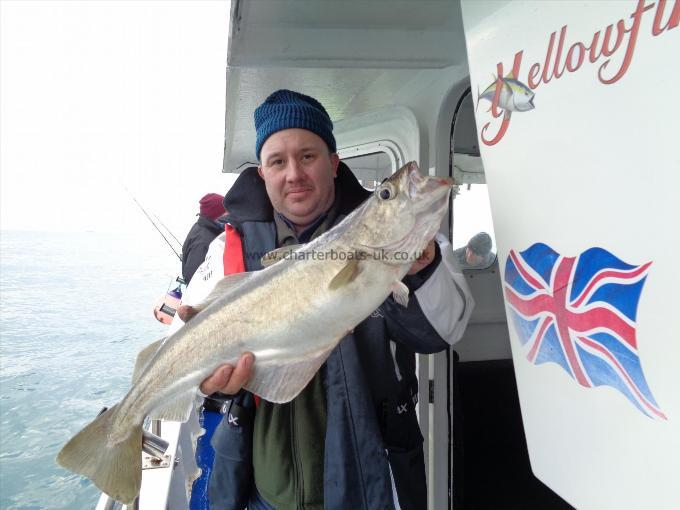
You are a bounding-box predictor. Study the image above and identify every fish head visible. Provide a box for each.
[355,162,453,264]
[507,79,535,112]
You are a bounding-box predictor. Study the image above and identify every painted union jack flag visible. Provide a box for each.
[504,243,666,420]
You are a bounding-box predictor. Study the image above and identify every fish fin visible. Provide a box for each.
[479,81,497,102]
[391,281,410,308]
[261,244,302,268]
[245,343,338,403]
[505,70,515,80]
[56,404,143,505]
[193,272,254,312]
[149,391,197,422]
[131,338,164,385]
[329,259,361,290]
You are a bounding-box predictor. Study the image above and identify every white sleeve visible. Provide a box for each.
[167,233,227,335]
[413,233,475,345]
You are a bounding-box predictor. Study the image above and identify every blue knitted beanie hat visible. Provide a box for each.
[254,89,336,160]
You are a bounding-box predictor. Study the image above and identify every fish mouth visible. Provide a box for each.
[407,165,452,241]
[407,163,453,200]
[374,163,452,254]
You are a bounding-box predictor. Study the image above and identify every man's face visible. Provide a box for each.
[258,128,339,231]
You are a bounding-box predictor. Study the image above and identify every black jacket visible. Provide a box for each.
[182,215,224,283]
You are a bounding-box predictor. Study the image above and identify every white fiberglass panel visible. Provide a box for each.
[461,1,680,508]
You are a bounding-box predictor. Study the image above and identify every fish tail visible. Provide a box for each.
[56,404,143,505]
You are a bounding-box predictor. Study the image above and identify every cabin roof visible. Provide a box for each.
[223,0,468,171]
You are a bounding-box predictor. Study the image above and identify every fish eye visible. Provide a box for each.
[376,183,396,201]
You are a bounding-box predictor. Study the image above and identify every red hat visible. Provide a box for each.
[199,193,226,220]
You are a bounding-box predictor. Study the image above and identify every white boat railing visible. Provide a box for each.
[95,409,203,510]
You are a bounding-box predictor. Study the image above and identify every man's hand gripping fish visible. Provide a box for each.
[56,162,453,504]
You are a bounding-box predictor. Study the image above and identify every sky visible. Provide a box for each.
[1,0,236,238]
[0,0,497,253]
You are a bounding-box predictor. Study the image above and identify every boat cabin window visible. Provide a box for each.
[451,92,496,270]
[340,147,398,190]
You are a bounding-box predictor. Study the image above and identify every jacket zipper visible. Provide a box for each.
[291,400,305,509]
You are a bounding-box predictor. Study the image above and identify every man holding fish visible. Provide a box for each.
[57,90,474,509]
[183,90,474,510]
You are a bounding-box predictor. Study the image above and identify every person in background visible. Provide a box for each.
[453,231,495,269]
[181,193,226,283]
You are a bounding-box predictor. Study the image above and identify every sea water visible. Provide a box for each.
[1,230,179,509]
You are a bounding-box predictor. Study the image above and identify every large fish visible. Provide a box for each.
[57,162,453,504]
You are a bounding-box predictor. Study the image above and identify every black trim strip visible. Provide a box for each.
[448,86,472,510]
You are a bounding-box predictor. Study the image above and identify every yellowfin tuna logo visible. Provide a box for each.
[476,66,539,147]
[476,0,680,146]
[477,72,536,119]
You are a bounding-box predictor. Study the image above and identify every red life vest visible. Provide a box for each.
[222,223,260,406]
[223,224,245,276]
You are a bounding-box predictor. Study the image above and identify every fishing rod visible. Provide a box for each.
[152,212,182,247]
[124,187,183,262]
